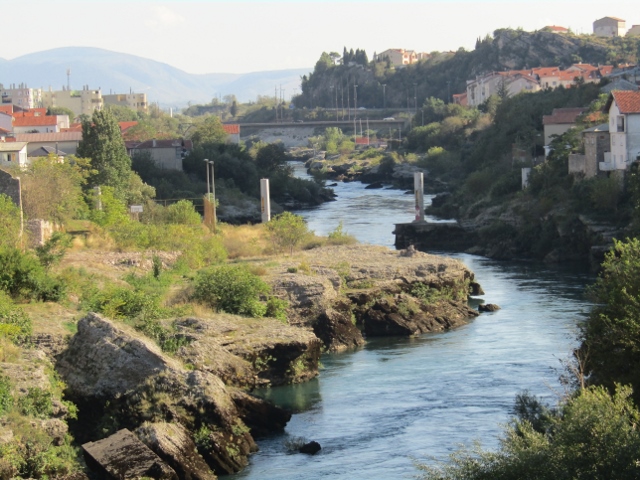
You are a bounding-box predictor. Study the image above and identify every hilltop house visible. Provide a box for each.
[373,49,429,67]
[628,25,640,37]
[593,17,626,37]
[601,90,640,171]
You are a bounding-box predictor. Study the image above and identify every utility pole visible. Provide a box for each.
[382,84,386,109]
[414,83,418,113]
[354,83,358,115]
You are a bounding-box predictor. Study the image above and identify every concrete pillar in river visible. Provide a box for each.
[260,178,271,223]
[414,172,425,223]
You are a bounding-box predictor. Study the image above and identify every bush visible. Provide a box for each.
[0,374,12,415]
[165,199,202,225]
[265,296,289,322]
[17,388,53,419]
[0,248,65,302]
[88,286,165,321]
[327,221,357,246]
[192,265,270,317]
[0,194,22,249]
[35,232,72,270]
[266,212,310,255]
[0,292,32,345]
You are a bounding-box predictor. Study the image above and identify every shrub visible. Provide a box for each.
[265,296,289,323]
[165,199,202,225]
[0,248,65,302]
[266,212,310,255]
[17,388,53,419]
[0,374,12,415]
[327,221,357,246]
[0,194,22,249]
[0,292,32,345]
[35,232,72,270]
[88,287,164,321]
[192,265,270,317]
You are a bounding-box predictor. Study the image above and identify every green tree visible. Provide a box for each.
[46,106,76,121]
[190,115,228,147]
[266,212,310,255]
[77,109,132,201]
[0,194,21,249]
[583,238,640,402]
[20,154,90,223]
[417,385,640,480]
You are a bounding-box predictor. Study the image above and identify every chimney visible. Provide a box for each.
[152,138,156,147]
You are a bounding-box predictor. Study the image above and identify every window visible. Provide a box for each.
[617,115,625,132]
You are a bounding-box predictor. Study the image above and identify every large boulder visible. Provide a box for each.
[135,422,217,480]
[82,428,178,480]
[56,313,291,477]
[313,304,365,352]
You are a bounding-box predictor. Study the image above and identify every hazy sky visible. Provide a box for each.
[1,0,638,74]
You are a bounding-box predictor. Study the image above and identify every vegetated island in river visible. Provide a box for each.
[18,244,482,479]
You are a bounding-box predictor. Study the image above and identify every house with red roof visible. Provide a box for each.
[222,124,240,144]
[12,114,70,134]
[543,26,569,34]
[603,90,640,170]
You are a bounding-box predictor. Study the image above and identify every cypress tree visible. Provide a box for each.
[77,109,132,201]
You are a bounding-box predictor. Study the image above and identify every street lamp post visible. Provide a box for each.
[209,160,217,232]
[204,158,210,196]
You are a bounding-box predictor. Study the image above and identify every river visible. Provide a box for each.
[229,164,593,480]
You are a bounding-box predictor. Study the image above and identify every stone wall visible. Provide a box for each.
[0,169,22,208]
[26,219,55,246]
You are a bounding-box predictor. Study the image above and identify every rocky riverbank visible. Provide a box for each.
[3,244,483,479]
[420,192,625,268]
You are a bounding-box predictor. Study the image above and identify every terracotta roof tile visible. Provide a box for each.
[223,124,240,135]
[0,105,13,115]
[612,91,640,114]
[13,116,59,127]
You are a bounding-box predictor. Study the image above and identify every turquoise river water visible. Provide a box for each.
[229,164,593,480]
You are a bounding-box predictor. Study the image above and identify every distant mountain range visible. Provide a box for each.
[0,47,310,108]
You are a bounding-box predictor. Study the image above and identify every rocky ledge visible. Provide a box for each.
[269,245,481,351]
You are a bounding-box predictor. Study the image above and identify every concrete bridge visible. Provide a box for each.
[238,119,406,129]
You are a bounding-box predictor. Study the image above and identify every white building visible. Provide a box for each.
[602,90,640,171]
[593,17,626,37]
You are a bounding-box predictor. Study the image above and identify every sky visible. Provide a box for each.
[1,0,639,74]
